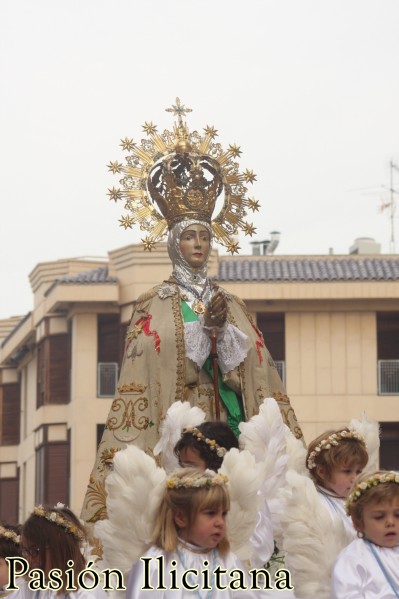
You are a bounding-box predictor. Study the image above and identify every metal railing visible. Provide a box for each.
[378,360,399,395]
[275,360,286,386]
[97,362,118,398]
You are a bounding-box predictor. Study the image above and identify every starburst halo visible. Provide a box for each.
[107,98,261,255]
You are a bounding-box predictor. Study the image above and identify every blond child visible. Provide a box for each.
[126,468,283,599]
[306,428,368,536]
[332,470,399,598]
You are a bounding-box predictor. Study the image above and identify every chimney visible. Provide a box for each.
[349,237,381,255]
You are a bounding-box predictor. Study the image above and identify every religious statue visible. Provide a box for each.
[81,99,303,527]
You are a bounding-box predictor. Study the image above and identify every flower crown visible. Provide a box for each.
[183,426,227,458]
[307,429,365,470]
[0,525,20,545]
[346,471,399,514]
[33,504,85,542]
[167,471,228,490]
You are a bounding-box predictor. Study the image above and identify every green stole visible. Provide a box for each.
[181,300,245,436]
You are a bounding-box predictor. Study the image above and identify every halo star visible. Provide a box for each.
[107,187,122,202]
[226,241,241,255]
[203,125,218,138]
[142,236,156,251]
[142,122,157,135]
[119,215,134,229]
[107,161,124,174]
[243,169,257,184]
[120,138,135,152]
[242,222,257,236]
[248,198,261,212]
[228,144,242,157]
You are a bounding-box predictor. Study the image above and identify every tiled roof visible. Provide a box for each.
[44,266,117,297]
[217,257,399,282]
[57,266,117,284]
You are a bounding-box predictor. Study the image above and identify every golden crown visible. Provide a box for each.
[107,98,260,254]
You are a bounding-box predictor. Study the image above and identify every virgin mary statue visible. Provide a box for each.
[81,99,303,526]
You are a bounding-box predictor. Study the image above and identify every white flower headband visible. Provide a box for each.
[346,471,399,514]
[183,426,227,458]
[0,525,20,545]
[307,429,365,470]
[33,504,85,542]
[167,470,228,490]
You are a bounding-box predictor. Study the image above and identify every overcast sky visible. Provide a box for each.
[1,0,399,319]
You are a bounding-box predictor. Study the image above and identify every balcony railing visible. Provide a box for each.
[378,360,399,395]
[275,360,286,386]
[97,362,119,398]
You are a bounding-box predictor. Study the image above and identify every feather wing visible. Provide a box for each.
[278,470,351,599]
[220,448,265,560]
[153,401,206,472]
[239,397,288,499]
[94,445,166,575]
[349,411,380,472]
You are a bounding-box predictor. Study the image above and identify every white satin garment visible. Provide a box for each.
[332,538,399,598]
[126,542,291,599]
[316,485,357,539]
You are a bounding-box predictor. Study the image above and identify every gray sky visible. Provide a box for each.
[1,0,399,319]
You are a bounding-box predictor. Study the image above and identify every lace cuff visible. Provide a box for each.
[184,321,211,369]
[184,321,249,374]
[217,323,249,374]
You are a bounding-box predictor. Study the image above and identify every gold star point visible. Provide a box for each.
[142,121,157,135]
[203,125,218,139]
[119,215,134,229]
[107,161,123,174]
[228,144,242,157]
[120,137,135,152]
[242,222,257,237]
[107,187,122,202]
[226,240,241,255]
[243,169,257,184]
[248,198,261,212]
[142,236,156,251]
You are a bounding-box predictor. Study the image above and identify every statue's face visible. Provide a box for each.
[179,224,211,269]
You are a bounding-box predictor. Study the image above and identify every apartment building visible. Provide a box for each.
[1,238,398,524]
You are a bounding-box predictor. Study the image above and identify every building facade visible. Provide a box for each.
[1,243,399,523]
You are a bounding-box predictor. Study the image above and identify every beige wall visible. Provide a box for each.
[1,249,398,519]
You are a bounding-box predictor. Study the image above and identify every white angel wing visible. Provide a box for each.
[239,397,288,500]
[284,426,308,475]
[279,470,351,599]
[153,401,206,472]
[94,445,166,576]
[349,411,380,472]
[220,448,265,561]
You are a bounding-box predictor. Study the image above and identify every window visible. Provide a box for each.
[377,313,399,395]
[35,425,70,505]
[380,423,399,470]
[257,312,286,384]
[37,334,71,407]
[0,382,20,446]
[0,462,19,524]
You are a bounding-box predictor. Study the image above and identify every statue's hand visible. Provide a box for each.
[204,291,227,328]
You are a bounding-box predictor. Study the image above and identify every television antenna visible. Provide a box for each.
[379,161,399,253]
